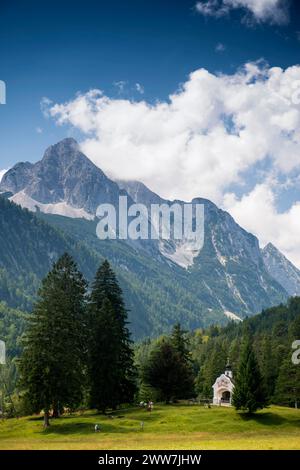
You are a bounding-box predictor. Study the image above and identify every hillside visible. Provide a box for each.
[0,196,99,311]
[0,196,222,340]
[0,405,299,450]
[0,302,28,358]
[134,296,300,408]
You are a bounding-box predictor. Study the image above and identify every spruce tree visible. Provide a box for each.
[196,341,227,398]
[19,254,87,427]
[274,311,300,407]
[88,260,136,412]
[170,323,191,363]
[232,336,267,414]
[142,339,195,403]
[89,297,121,412]
[274,355,300,407]
[259,335,277,400]
[170,323,195,394]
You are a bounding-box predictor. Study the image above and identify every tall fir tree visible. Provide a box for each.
[170,323,191,363]
[274,311,300,407]
[142,339,195,403]
[88,260,136,412]
[89,297,121,412]
[170,322,195,393]
[19,254,87,427]
[195,341,227,398]
[258,335,277,401]
[274,355,300,407]
[232,336,267,414]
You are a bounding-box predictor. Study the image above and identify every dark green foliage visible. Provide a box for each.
[191,298,300,406]
[232,336,268,413]
[195,340,227,398]
[0,303,29,407]
[135,297,300,408]
[142,339,195,403]
[0,195,227,341]
[258,335,277,400]
[18,254,87,425]
[0,196,99,312]
[274,355,300,407]
[0,302,28,358]
[88,260,137,412]
[170,322,196,394]
[39,212,226,338]
[274,297,300,407]
[89,297,122,412]
[170,323,191,362]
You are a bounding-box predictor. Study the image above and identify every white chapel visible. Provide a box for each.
[212,359,234,405]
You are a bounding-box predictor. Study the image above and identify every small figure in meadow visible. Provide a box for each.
[95,424,101,432]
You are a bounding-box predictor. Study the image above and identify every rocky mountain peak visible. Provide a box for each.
[263,242,278,254]
[0,138,121,215]
[41,138,96,171]
[262,242,300,296]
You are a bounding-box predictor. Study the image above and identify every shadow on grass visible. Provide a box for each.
[238,412,300,427]
[41,422,117,435]
[29,409,116,423]
[28,416,44,422]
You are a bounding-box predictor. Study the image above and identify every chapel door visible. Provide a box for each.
[222,391,230,402]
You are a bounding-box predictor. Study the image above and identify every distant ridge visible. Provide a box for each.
[262,243,300,296]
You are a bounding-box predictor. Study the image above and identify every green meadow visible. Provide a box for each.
[0,404,299,450]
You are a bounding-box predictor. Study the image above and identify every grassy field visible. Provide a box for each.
[0,404,299,450]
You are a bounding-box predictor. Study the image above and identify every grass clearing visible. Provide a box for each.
[0,404,299,450]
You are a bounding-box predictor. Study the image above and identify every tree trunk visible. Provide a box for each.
[44,410,50,428]
[52,403,60,418]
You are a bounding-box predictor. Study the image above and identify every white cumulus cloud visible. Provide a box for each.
[45,61,300,266]
[0,169,8,182]
[47,62,300,201]
[224,182,300,268]
[195,0,290,25]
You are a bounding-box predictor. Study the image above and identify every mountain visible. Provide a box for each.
[0,195,225,338]
[0,139,291,335]
[117,180,288,316]
[262,243,300,296]
[0,138,124,219]
[117,180,167,207]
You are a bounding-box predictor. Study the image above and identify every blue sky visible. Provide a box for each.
[1,0,300,266]
[0,0,300,167]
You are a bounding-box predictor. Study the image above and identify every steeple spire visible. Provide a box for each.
[225,357,233,379]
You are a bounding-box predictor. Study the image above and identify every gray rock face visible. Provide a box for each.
[0,138,122,214]
[117,180,167,207]
[262,243,300,296]
[118,181,288,315]
[1,161,33,194]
